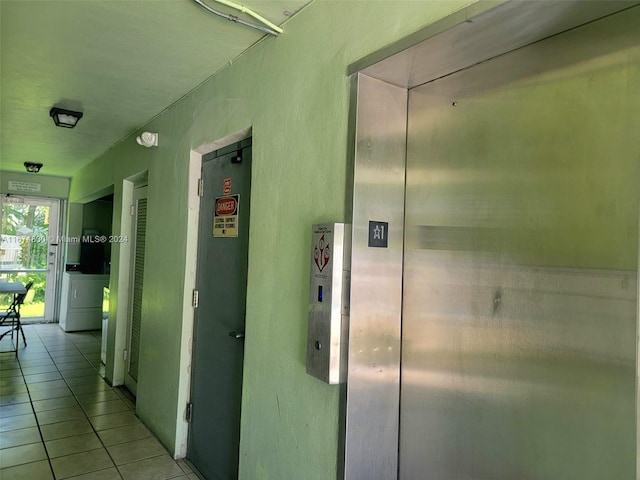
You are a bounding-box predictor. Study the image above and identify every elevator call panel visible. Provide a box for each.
[306,223,351,384]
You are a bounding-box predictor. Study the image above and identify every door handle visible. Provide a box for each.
[228,331,245,340]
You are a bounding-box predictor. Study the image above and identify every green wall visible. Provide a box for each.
[68,1,478,478]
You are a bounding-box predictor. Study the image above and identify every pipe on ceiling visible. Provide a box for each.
[212,0,283,34]
[191,0,282,36]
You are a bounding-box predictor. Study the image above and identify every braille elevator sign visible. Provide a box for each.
[368,221,388,248]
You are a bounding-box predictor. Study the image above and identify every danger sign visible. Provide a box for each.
[213,194,240,238]
[215,196,238,216]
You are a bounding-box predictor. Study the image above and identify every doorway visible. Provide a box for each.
[346,2,639,479]
[188,139,252,479]
[0,194,62,321]
[124,185,148,397]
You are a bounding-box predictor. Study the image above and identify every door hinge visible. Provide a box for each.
[186,402,193,422]
[130,205,135,216]
[123,349,128,361]
[192,289,199,309]
[197,178,204,197]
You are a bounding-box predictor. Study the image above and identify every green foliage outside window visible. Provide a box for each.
[1,201,49,317]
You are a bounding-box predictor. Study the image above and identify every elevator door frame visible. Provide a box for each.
[344,1,640,478]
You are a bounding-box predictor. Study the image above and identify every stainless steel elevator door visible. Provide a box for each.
[400,8,639,480]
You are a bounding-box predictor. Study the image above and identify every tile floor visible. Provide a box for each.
[0,323,199,479]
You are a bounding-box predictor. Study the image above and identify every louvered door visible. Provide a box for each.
[125,185,147,395]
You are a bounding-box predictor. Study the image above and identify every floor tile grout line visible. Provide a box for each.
[16,325,117,479]
[3,325,180,480]
[39,326,123,479]
[17,327,57,479]
[37,325,136,480]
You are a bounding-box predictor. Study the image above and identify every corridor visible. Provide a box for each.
[0,324,197,479]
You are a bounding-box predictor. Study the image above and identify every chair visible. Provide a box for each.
[0,281,33,357]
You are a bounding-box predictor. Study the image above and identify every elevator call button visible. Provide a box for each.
[306,223,351,385]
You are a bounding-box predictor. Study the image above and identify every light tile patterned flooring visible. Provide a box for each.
[0,324,198,479]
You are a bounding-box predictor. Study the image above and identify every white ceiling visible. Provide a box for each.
[0,0,310,177]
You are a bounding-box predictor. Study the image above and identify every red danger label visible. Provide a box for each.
[215,196,238,216]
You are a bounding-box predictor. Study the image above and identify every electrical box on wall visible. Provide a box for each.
[306,223,351,384]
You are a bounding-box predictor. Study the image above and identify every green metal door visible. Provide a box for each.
[188,139,251,479]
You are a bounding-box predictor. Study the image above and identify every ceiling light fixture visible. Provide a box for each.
[49,107,83,128]
[24,162,43,173]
